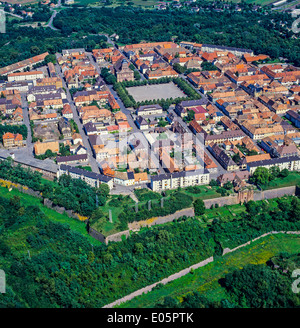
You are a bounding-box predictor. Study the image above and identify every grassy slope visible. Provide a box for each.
[0,185,101,246]
[120,233,300,307]
[262,172,300,191]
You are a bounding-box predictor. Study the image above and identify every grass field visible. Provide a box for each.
[0,185,101,247]
[120,233,300,307]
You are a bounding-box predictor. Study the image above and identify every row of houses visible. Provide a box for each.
[150,168,210,192]
[57,164,113,190]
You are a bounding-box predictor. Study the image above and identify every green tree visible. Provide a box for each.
[251,167,270,186]
[194,199,206,216]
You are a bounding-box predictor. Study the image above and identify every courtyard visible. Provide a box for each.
[33,122,61,142]
[126,82,187,102]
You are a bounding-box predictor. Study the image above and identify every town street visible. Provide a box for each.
[54,59,100,173]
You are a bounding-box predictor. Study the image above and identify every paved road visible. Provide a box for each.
[46,0,61,30]
[103,230,300,308]
[54,61,100,173]
[20,93,33,155]
[6,12,24,20]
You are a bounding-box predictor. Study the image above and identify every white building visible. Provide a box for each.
[151,169,210,192]
[7,71,44,82]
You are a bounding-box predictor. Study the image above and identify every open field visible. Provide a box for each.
[126,82,187,102]
[120,233,300,307]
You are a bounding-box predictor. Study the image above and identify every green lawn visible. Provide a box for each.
[0,185,100,246]
[119,233,300,308]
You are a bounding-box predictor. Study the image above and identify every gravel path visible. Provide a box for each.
[103,230,300,308]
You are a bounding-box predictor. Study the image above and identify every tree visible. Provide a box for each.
[251,167,270,186]
[232,153,241,164]
[133,243,144,254]
[269,166,280,180]
[186,110,195,122]
[209,179,218,187]
[194,199,206,216]
[279,168,289,178]
[223,181,233,190]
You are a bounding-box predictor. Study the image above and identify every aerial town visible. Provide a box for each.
[0,40,299,198]
[1,0,300,312]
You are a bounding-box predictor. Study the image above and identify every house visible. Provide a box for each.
[58,117,72,138]
[136,104,163,116]
[115,59,134,82]
[134,172,149,184]
[2,132,23,148]
[72,133,83,145]
[34,141,59,156]
[217,171,250,186]
[62,104,73,119]
[79,106,113,124]
[7,71,44,82]
[84,122,98,135]
[175,99,209,117]
[150,169,210,192]
[114,171,135,186]
[208,142,239,171]
[135,116,149,130]
[56,154,88,165]
[247,156,300,174]
[0,52,49,76]
[286,110,300,128]
[58,164,113,189]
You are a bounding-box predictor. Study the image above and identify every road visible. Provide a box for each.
[46,0,61,30]
[20,93,33,155]
[272,0,300,11]
[54,60,100,173]
[6,12,24,20]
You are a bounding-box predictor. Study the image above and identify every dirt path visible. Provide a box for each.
[103,230,300,308]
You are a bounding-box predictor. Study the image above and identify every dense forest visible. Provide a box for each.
[0,24,108,69]
[53,6,300,65]
[0,189,299,307]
